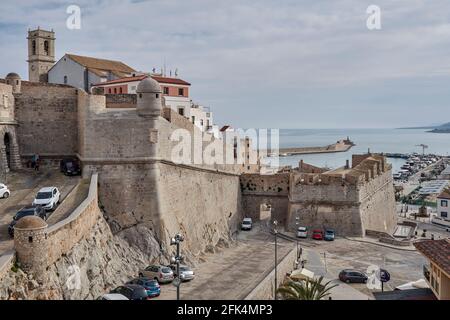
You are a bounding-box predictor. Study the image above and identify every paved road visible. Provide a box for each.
[152,226,295,300]
[297,237,428,298]
[0,169,80,255]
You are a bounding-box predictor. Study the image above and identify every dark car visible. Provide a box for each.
[339,270,368,284]
[110,284,149,300]
[324,229,335,241]
[8,205,47,237]
[126,278,161,298]
[60,157,81,176]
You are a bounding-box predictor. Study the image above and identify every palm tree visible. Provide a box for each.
[276,276,337,300]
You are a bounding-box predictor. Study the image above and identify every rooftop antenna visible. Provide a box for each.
[175,68,178,77]
[163,57,166,77]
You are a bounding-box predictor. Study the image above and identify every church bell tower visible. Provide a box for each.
[27,27,56,82]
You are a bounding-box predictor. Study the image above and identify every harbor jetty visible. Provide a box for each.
[277,137,355,157]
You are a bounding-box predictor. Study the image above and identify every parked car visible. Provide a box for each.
[60,157,81,176]
[0,183,10,199]
[168,265,195,281]
[126,278,161,297]
[324,229,335,241]
[8,205,47,237]
[339,270,368,284]
[32,187,60,211]
[97,293,129,300]
[296,226,308,238]
[110,284,149,300]
[139,265,174,284]
[241,217,253,230]
[312,229,324,240]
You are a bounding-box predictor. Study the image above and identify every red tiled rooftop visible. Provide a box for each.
[414,239,450,276]
[92,75,191,87]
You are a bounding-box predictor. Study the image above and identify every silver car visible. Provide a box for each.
[169,265,195,281]
[139,265,174,283]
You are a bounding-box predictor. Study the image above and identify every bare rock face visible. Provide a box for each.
[0,216,160,300]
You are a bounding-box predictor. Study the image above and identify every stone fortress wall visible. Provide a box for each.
[240,155,397,237]
[14,81,78,158]
[77,81,246,257]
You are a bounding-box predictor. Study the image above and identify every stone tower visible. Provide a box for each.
[5,72,21,94]
[14,216,49,283]
[27,27,56,83]
[136,77,162,118]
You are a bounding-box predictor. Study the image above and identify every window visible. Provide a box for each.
[192,116,195,124]
[441,212,448,218]
[64,76,68,84]
[44,40,49,55]
[109,88,112,94]
[119,87,123,94]
[164,87,169,95]
[156,93,159,98]
[441,200,448,207]
[200,119,204,126]
[178,88,184,96]
[114,88,117,94]
[178,108,185,116]
[32,40,36,55]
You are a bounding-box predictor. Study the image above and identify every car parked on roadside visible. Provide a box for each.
[139,265,174,284]
[241,218,253,230]
[110,284,149,300]
[32,187,60,211]
[8,205,47,237]
[126,278,161,297]
[296,226,308,238]
[312,229,324,240]
[60,157,81,176]
[97,293,129,300]
[339,270,368,284]
[324,229,335,241]
[0,183,10,199]
[168,265,195,282]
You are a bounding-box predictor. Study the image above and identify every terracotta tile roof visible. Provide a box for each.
[92,75,147,87]
[67,54,136,74]
[414,239,450,276]
[438,189,450,200]
[92,75,191,87]
[151,75,191,86]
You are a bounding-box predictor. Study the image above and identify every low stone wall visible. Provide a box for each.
[244,248,297,300]
[14,174,100,276]
[0,251,15,282]
[379,237,412,247]
[105,94,136,109]
[46,173,100,266]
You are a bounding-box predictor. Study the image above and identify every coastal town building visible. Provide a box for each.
[414,239,450,300]
[436,189,450,221]
[47,54,136,92]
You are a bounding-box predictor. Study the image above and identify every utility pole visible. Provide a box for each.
[170,233,184,301]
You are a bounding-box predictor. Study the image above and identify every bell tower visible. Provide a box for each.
[27,27,56,82]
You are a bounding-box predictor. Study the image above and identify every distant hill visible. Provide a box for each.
[429,122,450,133]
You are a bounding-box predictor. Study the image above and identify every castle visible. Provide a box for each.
[0,28,397,283]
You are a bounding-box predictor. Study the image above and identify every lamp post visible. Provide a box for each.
[273,220,278,300]
[295,216,300,260]
[170,233,184,301]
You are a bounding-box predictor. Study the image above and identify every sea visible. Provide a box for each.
[272,128,450,174]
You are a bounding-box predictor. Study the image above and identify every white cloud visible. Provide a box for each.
[1,0,450,128]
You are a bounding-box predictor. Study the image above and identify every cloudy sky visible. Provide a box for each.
[1,0,450,129]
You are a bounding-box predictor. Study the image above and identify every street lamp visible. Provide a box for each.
[170,233,184,301]
[295,216,300,260]
[273,220,278,300]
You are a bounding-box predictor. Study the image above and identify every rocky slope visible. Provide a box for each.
[0,216,161,300]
